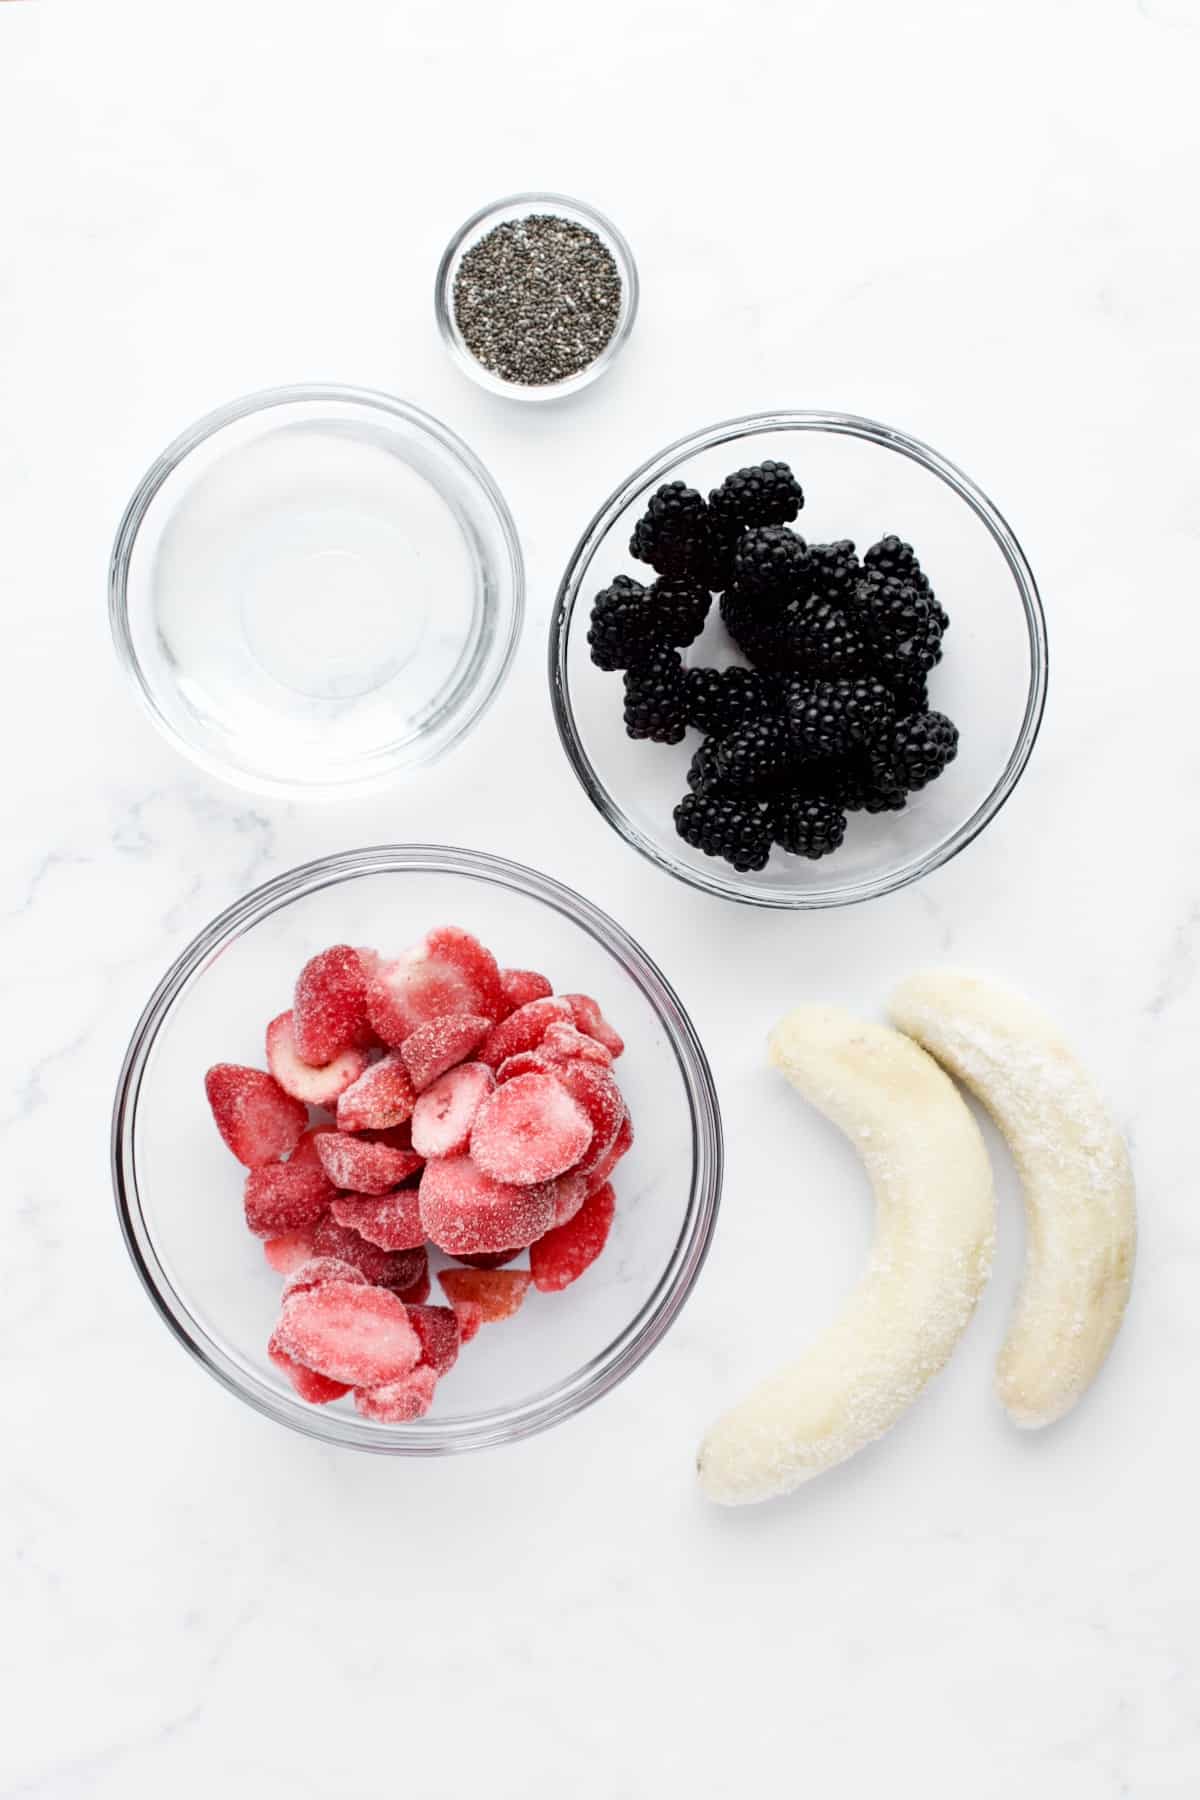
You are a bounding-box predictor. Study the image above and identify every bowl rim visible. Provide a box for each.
[549,408,1049,909]
[434,191,639,402]
[108,383,525,798]
[111,844,723,1454]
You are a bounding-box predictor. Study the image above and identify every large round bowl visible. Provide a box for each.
[112,847,722,1453]
[550,411,1047,908]
[110,386,524,798]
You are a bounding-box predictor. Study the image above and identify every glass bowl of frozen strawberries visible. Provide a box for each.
[112,846,722,1452]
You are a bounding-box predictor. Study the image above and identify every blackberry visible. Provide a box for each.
[647,574,711,642]
[780,675,896,757]
[731,525,812,598]
[587,576,655,671]
[772,793,847,859]
[887,709,959,790]
[827,752,909,814]
[713,715,798,795]
[787,599,867,677]
[854,571,944,682]
[684,665,776,735]
[864,537,949,636]
[807,539,861,605]
[685,737,729,796]
[720,588,864,677]
[629,482,711,578]
[719,585,795,667]
[674,791,773,872]
[708,460,804,534]
[622,647,688,743]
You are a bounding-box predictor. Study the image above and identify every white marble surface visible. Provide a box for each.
[3,0,1198,1793]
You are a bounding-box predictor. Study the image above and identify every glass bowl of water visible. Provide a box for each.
[109,386,524,797]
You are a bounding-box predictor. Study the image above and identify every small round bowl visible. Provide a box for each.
[110,386,524,798]
[550,411,1047,909]
[435,192,639,402]
[112,846,722,1454]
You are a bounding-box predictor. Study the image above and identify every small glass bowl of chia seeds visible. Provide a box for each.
[435,193,639,402]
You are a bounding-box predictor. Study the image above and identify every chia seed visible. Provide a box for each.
[452,213,622,388]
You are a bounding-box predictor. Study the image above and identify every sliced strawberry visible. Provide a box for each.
[537,1021,613,1069]
[498,968,553,1014]
[547,1061,624,1178]
[530,1181,616,1293]
[425,927,503,1022]
[543,1168,589,1228]
[314,1131,423,1195]
[562,993,625,1058]
[268,1331,351,1404]
[293,945,375,1065]
[266,1010,368,1107]
[365,927,500,1048]
[410,1061,495,1159]
[205,1064,307,1167]
[453,1298,484,1343]
[584,1108,633,1195]
[243,1164,334,1238]
[400,1013,491,1092]
[419,1154,555,1255]
[405,1303,462,1376]
[469,1072,592,1185]
[438,1267,532,1324]
[311,1215,427,1288]
[288,1127,328,1172]
[453,1248,523,1269]
[393,1256,431,1306]
[263,1225,320,1275]
[478,997,573,1069]
[330,1185,424,1251]
[281,1256,369,1299]
[354,1364,438,1422]
[335,1054,416,1132]
[276,1281,420,1388]
[495,1050,552,1084]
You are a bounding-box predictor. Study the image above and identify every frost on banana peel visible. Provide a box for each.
[697,1005,995,1506]
[697,979,1137,1507]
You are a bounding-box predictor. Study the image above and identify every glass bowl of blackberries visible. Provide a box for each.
[550,411,1047,908]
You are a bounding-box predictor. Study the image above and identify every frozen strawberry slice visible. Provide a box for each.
[400,1013,491,1092]
[335,1054,416,1132]
[331,1185,424,1251]
[311,1215,427,1289]
[276,1281,420,1387]
[537,1021,614,1069]
[562,994,625,1059]
[495,1050,552,1084]
[243,1163,334,1238]
[293,945,375,1065]
[470,1072,592,1185]
[405,1303,462,1376]
[438,1267,532,1324]
[354,1364,438,1422]
[543,1168,589,1228]
[288,1127,328,1172]
[263,1225,320,1274]
[315,1131,423,1195]
[478,997,573,1069]
[205,1065,307,1167]
[366,927,500,1047]
[584,1108,633,1195]
[266,1010,368,1108]
[419,1155,555,1255]
[530,1181,616,1293]
[547,1061,623,1178]
[410,1061,495,1159]
[453,1298,484,1343]
[393,1258,431,1306]
[453,1248,523,1269]
[281,1256,368,1299]
[268,1331,351,1404]
[498,968,553,1014]
[425,927,503,1022]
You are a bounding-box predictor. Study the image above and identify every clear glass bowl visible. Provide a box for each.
[434,193,639,402]
[550,410,1047,908]
[112,846,722,1454]
[109,386,524,797]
